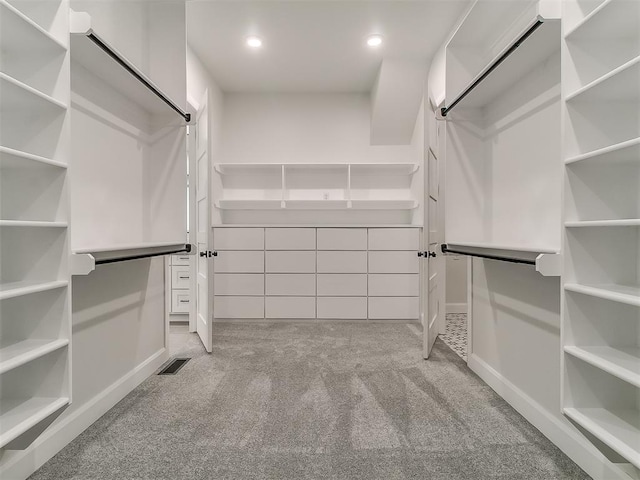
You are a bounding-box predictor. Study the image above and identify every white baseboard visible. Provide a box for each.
[1,348,170,480]
[446,303,467,314]
[468,353,635,480]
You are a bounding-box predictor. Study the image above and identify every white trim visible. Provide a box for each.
[468,353,635,480]
[446,302,467,314]
[0,348,169,480]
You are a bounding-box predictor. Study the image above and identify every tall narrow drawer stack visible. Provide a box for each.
[170,254,192,314]
[213,228,265,319]
[367,229,420,319]
[316,228,368,319]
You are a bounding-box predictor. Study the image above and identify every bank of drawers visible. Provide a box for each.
[170,254,192,314]
[212,227,420,320]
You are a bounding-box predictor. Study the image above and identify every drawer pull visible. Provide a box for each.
[179,299,190,303]
[178,275,190,279]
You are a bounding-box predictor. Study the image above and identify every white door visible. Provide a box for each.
[423,106,444,359]
[195,90,213,352]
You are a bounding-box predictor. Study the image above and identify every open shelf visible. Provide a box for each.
[285,200,348,210]
[564,408,640,470]
[0,280,68,301]
[565,0,639,40]
[0,396,69,449]
[566,55,640,102]
[0,146,67,170]
[0,0,67,53]
[565,137,640,166]
[0,72,67,111]
[566,220,640,228]
[351,200,418,210]
[564,283,640,307]
[216,200,282,210]
[0,221,67,228]
[565,346,640,389]
[0,339,69,375]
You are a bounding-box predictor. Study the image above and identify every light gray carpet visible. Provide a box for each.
[30,322,589,480]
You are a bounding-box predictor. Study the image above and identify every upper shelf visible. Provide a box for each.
[214,163,419,175]
[566,55,640,102]
[565,0,640,40]
[0,0,67,53]
[565,137,640,166]
[69,11,190,122]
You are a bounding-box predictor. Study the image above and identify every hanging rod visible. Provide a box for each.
[441,244,536,266]
[85,33,191,123]
[441,19,544,117]
[95,244,192,266]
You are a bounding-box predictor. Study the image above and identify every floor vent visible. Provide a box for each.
[158,358,190,375]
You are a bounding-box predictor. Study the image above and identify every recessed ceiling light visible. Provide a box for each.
[246,36,262,48]
[367,35,383,47]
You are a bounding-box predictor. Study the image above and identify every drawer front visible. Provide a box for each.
[265,228,316,250]
[368,274,420,297]
[214,296,264,319]
[265,251,316,273]
[214,274,264,296]
[172,254,191,266]
[368,228,420,251]
[317,228,367,250]
[171,265,191,289]
[215,251,264,273]
[317,251,367,273]
[368,297,420,319]
[171,290,190,313]
[265,297,315,319]
[214,228,264,250]
[266,274,316,296]
[317,274,367,296]
[368,251,419,273]
[317,297,367,319]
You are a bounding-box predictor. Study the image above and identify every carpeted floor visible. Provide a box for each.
[30,322,589,480]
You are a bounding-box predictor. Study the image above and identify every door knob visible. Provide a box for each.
[428,251,436,258]
[199,251,217,258]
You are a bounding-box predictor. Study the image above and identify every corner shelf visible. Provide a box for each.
[0,339,69,375]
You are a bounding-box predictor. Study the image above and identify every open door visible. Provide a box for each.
[422,103,444,359]
[195,90,213,352]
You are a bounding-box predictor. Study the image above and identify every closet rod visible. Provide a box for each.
[95,244,192,266]
[441,244,536,266]
[86,33,191,123]
[440,19,544,117]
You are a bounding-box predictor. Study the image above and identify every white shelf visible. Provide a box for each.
[564,283,640,307]
[349,163,419,175]
[0,396,69,449]
[0,280,68,301]
[565,0,639,40]
[0,146,67,170]
[214,163,283,175]
[285,199,348,210]
[0,339,69,375]
[565,219,640,228]
[0,220,68,228]
[565,346,640,389]
[0,72,67,111]
[563,407,640,470]
[73,241,186,255]
[565,137,640,166]
[215,162,418,175]
[444,241,559,255]
[216,200,282,210]
[216,199,419,211]
[351,200,418,210]
[566,55,640,102]
[0,0,67,53]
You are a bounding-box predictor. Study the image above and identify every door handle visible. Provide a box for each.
[428,251,436,258]
[199,251,218,258]
[418,251,437,258]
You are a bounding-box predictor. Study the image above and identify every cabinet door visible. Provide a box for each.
[368,297,420,319]
[317,297,367,319]
[214,228,264,250]
[317,251,367,273]
[317,274,367,296]
[368,251,419,273]
[265,297,315,319]
[214,274,264,296]
[317,228,367,250]
[214,296,264,319]
[265,228,316,250]
[214,251,264,273]
[368,228,419,250]
[265,251,316,273]
[265,274,316,296]
[368,274,420,297]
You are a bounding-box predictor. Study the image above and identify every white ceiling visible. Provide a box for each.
[186,1,470,93]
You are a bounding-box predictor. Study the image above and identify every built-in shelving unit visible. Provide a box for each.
[0,0,71,450]
[212,162,422,225]
[562,0,640,474]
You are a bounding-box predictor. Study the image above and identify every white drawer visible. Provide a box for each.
[317,274,367,296]
[368,228,420,250]
[317,297,367,319]
[171,265,191,289]
[265,251,316,273]
[214,296,264,319]
[368,274,420,297]
[266,274,316,296]
[368,297,419,319]
[214,274,264,296]
[317,251,367,273]
[214,251,264,273]
[172,254,191,266]
[265,228,316,250]
[368,251,419,273]
[214,228,264,250]
[171,290,190,313]
[317,228,367,250]
[265,297,315,319]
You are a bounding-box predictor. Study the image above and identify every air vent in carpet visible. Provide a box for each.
[158,358,190,375]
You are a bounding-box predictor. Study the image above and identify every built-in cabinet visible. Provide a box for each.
[562,0,640,472]
[169,254,192,314]
[0,0,71,450]
[212,227,421,321]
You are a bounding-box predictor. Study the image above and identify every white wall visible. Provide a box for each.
[446,256,467,313]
